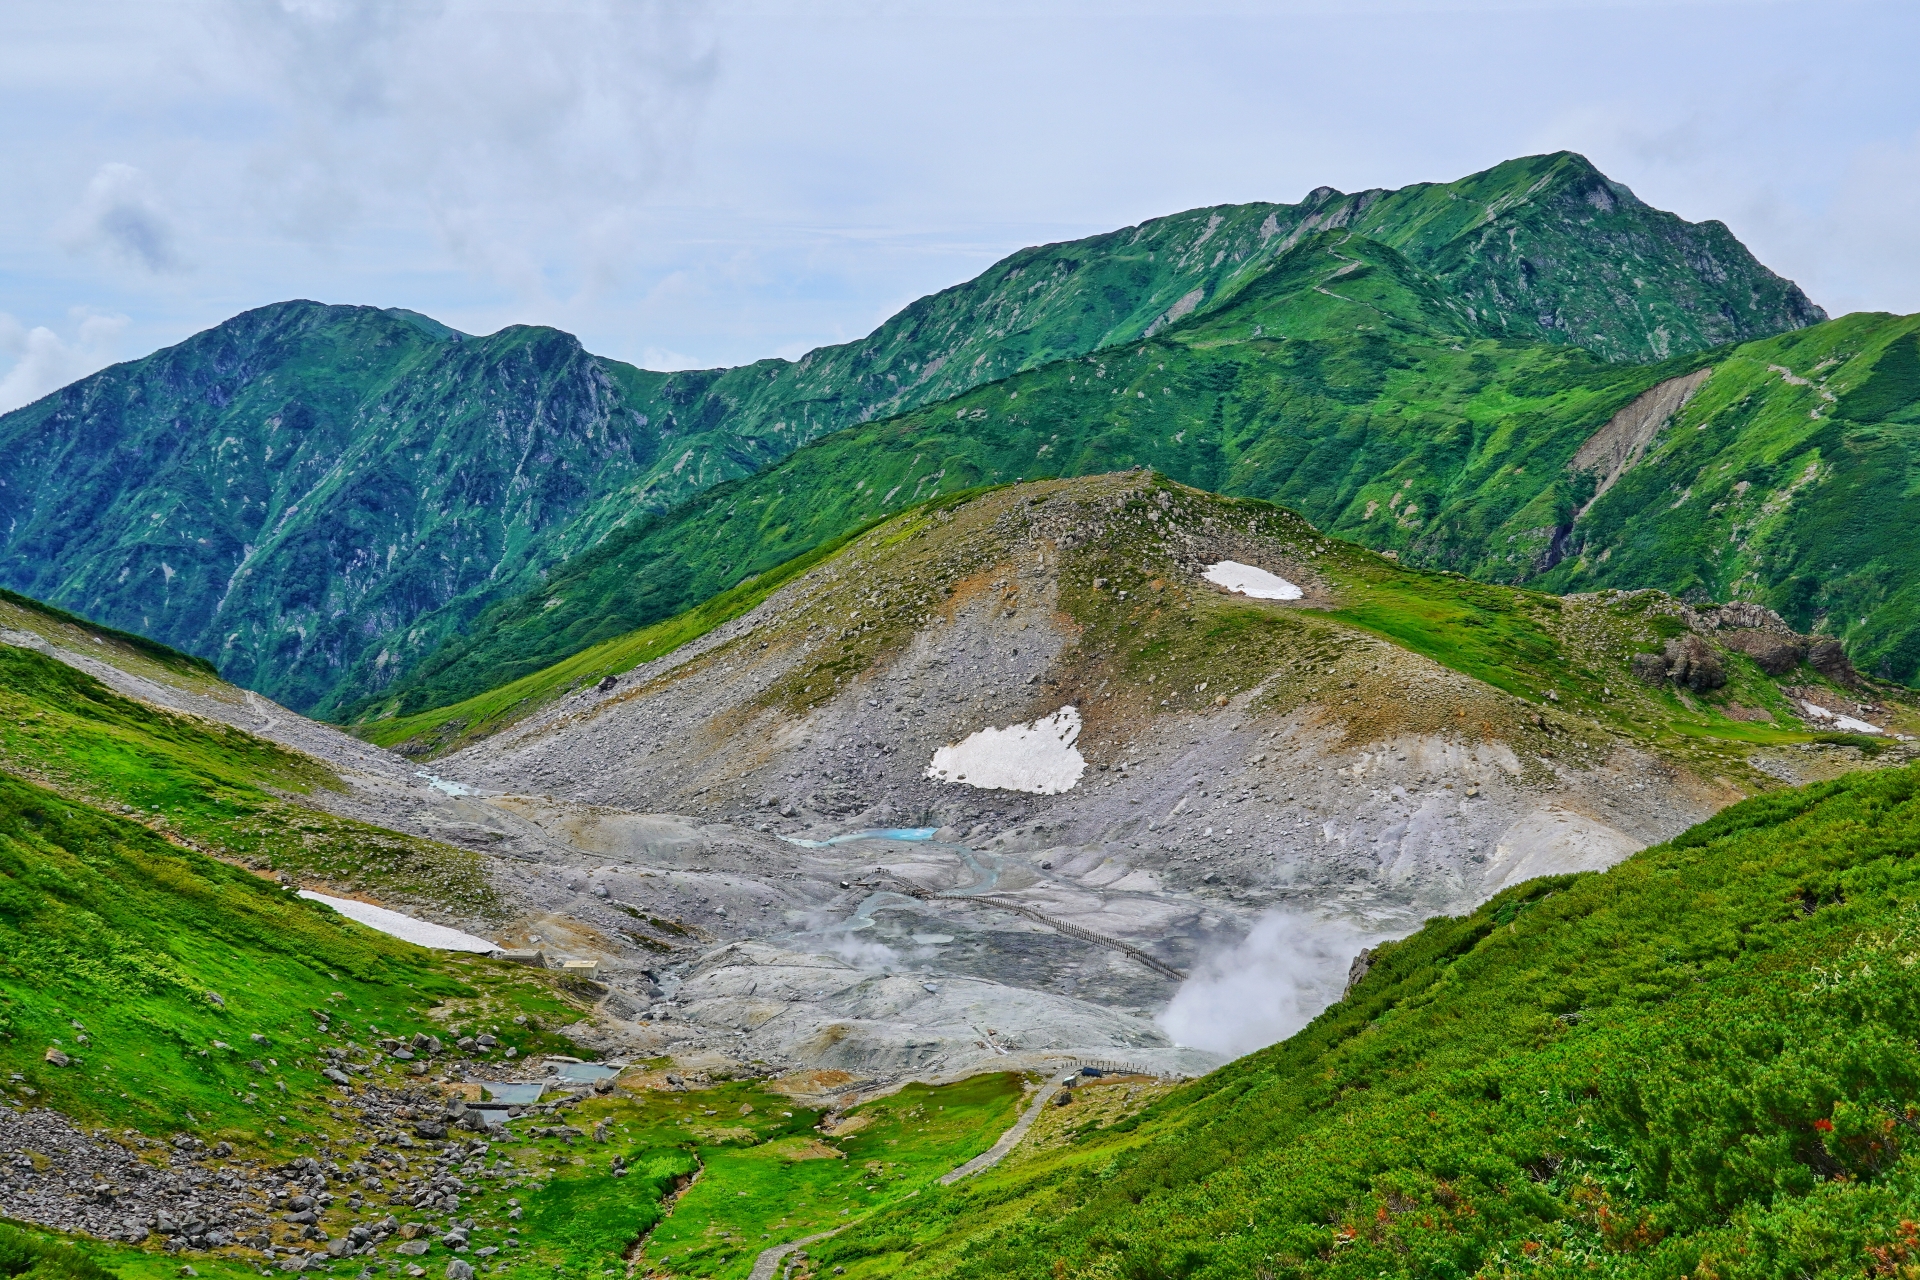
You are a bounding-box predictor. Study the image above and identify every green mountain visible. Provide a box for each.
[345,226,1920,725]
[1539,313,1920,682]
[0,153,1820,716]
[341,231,1843,725]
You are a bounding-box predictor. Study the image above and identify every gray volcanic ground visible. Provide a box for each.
[15,475,1897,1095]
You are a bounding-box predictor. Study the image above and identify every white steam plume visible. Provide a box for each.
[1157,911,1394,1060]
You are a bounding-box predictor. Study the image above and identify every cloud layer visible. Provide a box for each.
[0,310,128,414]
[0,0,1912,405]
[61,164,183,273]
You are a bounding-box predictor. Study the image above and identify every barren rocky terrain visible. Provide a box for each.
[11,473,1913,1098]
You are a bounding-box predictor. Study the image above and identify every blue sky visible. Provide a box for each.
[1,0,1915,411]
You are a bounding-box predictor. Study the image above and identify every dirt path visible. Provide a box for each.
[748,1225,845,1280]
[748,1074,1066,1277]
[939,1075,1065,1184]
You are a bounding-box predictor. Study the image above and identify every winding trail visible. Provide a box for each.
[748,1071,1089,1278]
[938,1075,1066,1184]
[748,1225,846,1280]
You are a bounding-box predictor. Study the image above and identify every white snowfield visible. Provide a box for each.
[926,706,1086,794]
[298,890,498,952]
[1203,560,1303,600]
[1799,703,1883,735]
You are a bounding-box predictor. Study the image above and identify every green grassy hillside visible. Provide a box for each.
[0,155,1820,718]
[1541,313,1920,682]
[0,640,491,912]
[0,769,576,1143]
[805,761,1920,1280]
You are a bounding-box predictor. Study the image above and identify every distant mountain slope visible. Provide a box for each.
[334,235,1684,717]
[357,233,1908,719]
[1540,313,1920,682]
[0,153,1820,715]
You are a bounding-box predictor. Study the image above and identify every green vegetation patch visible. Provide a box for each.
[358,514,896,757]
[0,644,493,911]
[0,1221,116,1280]
[0,771,575,1142]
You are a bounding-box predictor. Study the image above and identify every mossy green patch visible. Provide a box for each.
[0,772,573,1144]
[0,644,492,912]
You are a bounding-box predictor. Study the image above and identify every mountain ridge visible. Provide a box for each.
[0,152,1823,714]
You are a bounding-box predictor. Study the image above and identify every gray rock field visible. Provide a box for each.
[14,474,1891,1094]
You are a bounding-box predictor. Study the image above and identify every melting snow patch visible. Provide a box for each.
[1800,703,1882,734]
[415,770,474,797]
[297,891,497,952]
[1203,561,1302,600]
[926,706,1085,794]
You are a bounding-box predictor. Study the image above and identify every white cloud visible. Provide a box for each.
[640,346,707,372]
[208,0,718,298]
[1157,911,1392,1060]
[61,163,183,273]
[0,309,129,414]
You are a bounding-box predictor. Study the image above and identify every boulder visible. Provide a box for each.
[1808,637,1860,686]
[1662,636,1726,692]
[1628,652,1667,686]
[1719,629,1806,676]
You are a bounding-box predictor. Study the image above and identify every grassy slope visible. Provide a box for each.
[0,771,578,1145]
[810,761,1920,1280]
[356,514,894,756]
[1543,313,1920,682]
[0,641,492,913]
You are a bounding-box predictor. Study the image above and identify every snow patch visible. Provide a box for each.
[926,706,1085,794]
[1800,703,1882,734]
[1203,560,1302,601]
[298,890,496,952]
[415,770,473,796]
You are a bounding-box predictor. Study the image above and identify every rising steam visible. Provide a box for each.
[1157,911,1395,1060]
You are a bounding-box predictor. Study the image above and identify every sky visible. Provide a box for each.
[1,0,1916,413]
